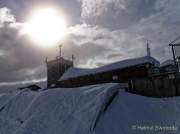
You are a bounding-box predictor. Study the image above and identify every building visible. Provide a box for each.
[160,60,177,74]
[45,43,161,88]
[54,56,160,88]
[46,56,73,88]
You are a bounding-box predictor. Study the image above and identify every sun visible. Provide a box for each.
[25,7,67,47]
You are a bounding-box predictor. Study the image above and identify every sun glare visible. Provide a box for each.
[25,7,67,47]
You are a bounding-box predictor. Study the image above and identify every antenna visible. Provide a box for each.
[72,54,75,61]
[72,54,75,66]
[45,57,48,63]
[147,40,151,57]
[59,44,62,58]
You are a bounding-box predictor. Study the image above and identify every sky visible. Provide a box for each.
[0,0,180,87]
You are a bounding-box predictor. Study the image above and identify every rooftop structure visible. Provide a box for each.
[46,57,73,87]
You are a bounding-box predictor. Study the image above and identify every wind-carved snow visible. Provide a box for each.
[0,83,180,134]
[60,56,160,80]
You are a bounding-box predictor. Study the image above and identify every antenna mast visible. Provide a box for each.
[59,44,62,58]
[147,40,151,57]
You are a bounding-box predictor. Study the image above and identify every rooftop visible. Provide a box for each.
[60,56,160,81]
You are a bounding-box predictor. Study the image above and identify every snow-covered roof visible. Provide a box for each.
[161,59,175,67]
[60,56,160,81]
[0,83,180,134]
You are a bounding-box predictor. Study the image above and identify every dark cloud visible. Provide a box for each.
[107,53,123,59]
[0,8,49,83]
[0,24,47,82]
[95,62,105,67]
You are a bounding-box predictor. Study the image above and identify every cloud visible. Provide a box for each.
[0,0,82,25]
[0,78,46,86]
[79,0,127,18]
[61,40,110,68]
[0,7,50,83]
[0,7,15,24]
[68,23,147,61]
[78,0,158,29]
[68,0,180,66]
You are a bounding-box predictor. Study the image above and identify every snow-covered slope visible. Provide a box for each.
[60,56,160,80]
[0,83,180,134]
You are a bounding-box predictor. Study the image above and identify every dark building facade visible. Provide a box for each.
[57,64,152,88]
[46,56,160,88]
[46,57,73,87]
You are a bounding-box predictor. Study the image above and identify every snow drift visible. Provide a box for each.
[0,83,180,134]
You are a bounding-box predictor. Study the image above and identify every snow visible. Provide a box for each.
[60,56,160,80]
[161,59,174,67]
[0,83,180,134]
